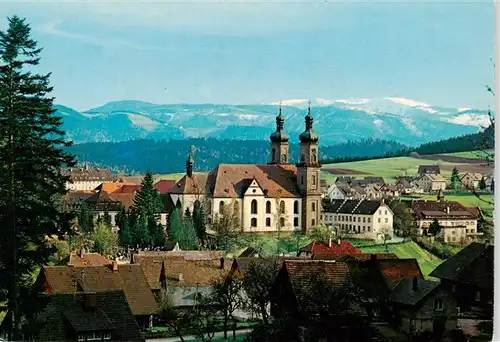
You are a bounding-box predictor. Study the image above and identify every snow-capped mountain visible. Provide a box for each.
[56,98,491,145]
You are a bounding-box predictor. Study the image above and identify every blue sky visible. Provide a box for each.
[0,0,494,111]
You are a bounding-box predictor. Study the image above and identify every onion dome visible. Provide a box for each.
[299,104,319,143]
[270,105,289,142]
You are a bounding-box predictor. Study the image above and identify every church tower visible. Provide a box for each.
[186,154,194,177]
[269,104,289,164]
[296,102,322,233]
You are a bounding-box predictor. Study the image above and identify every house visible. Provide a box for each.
[379,184,400,197]
[411,199,480,244]
[297,239,362,258]
[429,242,493,319]
[363,184,383,199]
[28,291,144,342]
[418,165,441,175]
[413,173,447,192]
[168,105,323,233]
[36,262,159,329]
[131,251,231,308]
[350,177,385,187]
[312,253,398,261]
[62,165,115,191]
[388,277,457,335]
[459,172,484,191]
[322,199,394,241]
[395,178,423,195]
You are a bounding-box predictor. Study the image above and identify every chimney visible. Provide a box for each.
[329,237,332,248]
[220,257,225,270]
[179,273,184,282]
[112,260,118,273]
[412,277,418,291]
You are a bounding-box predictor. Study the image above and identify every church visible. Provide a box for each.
[168,105,322,233]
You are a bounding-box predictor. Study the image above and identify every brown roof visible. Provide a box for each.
[40,264,159,316]
[154,180,176,194]
[110,192,136,210]
[62,167,114,182]
[169,164,301,198]
[164,259,232,287]
[96,182,138,193]
[67,252,112,267]
[85,191,119,204]
[375,259,423,289]
[283,260,350,289]
[168,173,210,195]
[313,253,398,261]
[412,200,478,220]
[62,192,94,205]
[460,172,484,181]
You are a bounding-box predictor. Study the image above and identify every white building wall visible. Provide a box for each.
[66,180,104,191]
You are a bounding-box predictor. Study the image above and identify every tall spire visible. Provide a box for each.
[186,154,194,177]
[299,100,318,143]
[270,101,289,143]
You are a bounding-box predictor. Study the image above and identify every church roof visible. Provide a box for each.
[169,164,301,198]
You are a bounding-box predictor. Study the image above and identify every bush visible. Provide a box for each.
[415,239,453,259]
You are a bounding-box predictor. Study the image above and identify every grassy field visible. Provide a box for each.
[444,150,494,159]
[321,156,457,183]
[358,241,443,277]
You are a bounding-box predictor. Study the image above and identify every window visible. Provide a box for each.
[368,218,371,223]
[312,175,316,186]
[251,218,257,227]
[451,285,456,292]
[294,217,299,227]
[294,200,299,214]
[266,201,271,214]
[312,219,316,226]
[219,201,225,215]
[266,217,271,227]
[363,217,366,223]
[311,149,317,163]
[251,199,258,214]
[385,210,387,215]
[378,218,381,223]
[367,226,370,232]
[103,332,111,340]
[385,218,388,223]
[358,217,361,222]
[280,201,285,214]
[280,217,285,227]
[312,202,316,212]
[475,291,481,302]
[435,299,444,311]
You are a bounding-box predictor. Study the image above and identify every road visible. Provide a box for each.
[146,328,252,342]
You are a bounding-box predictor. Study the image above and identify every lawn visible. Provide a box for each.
[231,233,312,257]
[154,173,186,181]
[444,150,494,159]
[358,241,443,277]
[322,157,457,183]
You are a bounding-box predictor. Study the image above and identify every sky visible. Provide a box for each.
[0,0,495,111]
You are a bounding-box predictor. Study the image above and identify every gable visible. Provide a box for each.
[244,178,265,197]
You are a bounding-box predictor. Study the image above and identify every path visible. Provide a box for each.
[146,328,252,342]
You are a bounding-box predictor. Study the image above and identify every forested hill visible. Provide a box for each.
[414,124,494,155]
[66,138,408,174]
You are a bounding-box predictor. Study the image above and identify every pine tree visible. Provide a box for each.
[77,202,94,234]
[133,170,162,218]
[132,209,151,248]
[491,178,494,192]
[450,167,460,191]
[0,16,75,340]
[118,215,132,247]
[428,219,442,236]
[102,206,112,227]
[152,222,166,249]
[193,200,207,246]
[168,207,183,242]
[179,215,199,250]
[115,205,127,230]
[478,176,487,190]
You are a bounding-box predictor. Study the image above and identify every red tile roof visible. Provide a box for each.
[154,180,176,194]
[299,240,362,256]
[376,259,423,288]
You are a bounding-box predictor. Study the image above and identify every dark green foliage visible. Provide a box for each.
[118,214,132,247]
[192,200,207,245]
[491,178,494,191]
[102,207,112,227]
[415,125,494,156]
[65,138,409,174]
[178,213,198,250]
[175,199,182,209]
[0,16,75,339]
[184,207,191,218]
[91,223,118,258]
[131,209,151,248]
[133,170,162,217]
[115,205,127,230]
[478,176,487,190]
[428,219,442,236]
[167,207,183,241]
[450,167,460,191]
[76,202,94,234]
[152,222,166,248]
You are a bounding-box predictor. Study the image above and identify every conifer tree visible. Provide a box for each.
[185,207,191,218]
[77,202,94,234]
[175,198,182,209]
[168,207,183,242]
[118,215,132,247]
[152,222,166,248]
[179,214,199,250]
[450,167,460,191]
[193,200,207,246]
[478,176,487,190]
[102,206,112,227]
[133,170,162,218]
[115,205,127,230]
[0,16,75,339]
[132,209,151,248]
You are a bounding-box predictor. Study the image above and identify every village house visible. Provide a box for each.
[459,172,484,191]
[27,291,144,342]
[412,173,447,193]
[168,105,323,233]
[395,178,423,195]
[388,277,457,336]
[321,199,394,241]
[62,164,115,191]
[67,250,112,267]
[297,239,362,258]
[411,194,480,244]
[418,165,441,175]
[429,243,493,320]
[35,262,159,330]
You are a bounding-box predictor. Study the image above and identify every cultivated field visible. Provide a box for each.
[444,149,494,159]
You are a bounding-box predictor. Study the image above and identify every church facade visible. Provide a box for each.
[168,105,322,233]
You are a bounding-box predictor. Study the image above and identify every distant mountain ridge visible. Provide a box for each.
[55,97,490,146]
